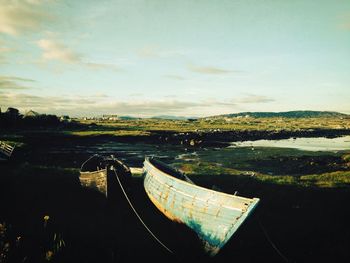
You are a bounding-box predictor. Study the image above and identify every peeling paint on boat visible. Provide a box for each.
[143,157,260,256]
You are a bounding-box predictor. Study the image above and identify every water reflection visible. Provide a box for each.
[230,136,350,151]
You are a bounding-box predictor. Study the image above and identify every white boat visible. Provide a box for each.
[143,157,260,256]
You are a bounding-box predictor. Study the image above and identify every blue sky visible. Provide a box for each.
[1,0,350,117]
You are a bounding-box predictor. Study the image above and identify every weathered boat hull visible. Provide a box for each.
[79,155,108,196]
[143,157,260,256]
[79,155,132,197]
[80,168,108,196]
[0,141,15,161]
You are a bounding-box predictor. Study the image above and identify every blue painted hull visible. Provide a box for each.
[143,157,260,256]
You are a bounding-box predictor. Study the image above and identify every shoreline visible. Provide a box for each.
[1,127,350,149]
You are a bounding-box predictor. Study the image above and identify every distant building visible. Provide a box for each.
[102,114,119,121]
[60,115,71,122]
[82,117,96,120]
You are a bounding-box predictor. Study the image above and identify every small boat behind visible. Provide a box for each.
[80,154,108,196]
[0,141,15,161]
[79,154,132,197]
[143,157,260,256]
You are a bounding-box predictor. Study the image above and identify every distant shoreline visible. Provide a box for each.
[2,127,350,149]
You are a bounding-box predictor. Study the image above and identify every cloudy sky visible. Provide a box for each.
[1,0,350,117]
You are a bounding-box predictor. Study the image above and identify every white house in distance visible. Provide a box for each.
[102,114,119,121]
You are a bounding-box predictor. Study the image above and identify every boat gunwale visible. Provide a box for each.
[0,141,15,158]
[80,167,108,176]
[144,157,259,203]
[145,171,246,213]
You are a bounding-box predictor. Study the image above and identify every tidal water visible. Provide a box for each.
[230,135,350,151]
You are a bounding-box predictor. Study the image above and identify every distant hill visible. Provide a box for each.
[119,116,139,120]
[151,115,197,120]
[208,111,349,119]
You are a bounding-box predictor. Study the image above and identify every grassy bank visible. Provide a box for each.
[77,116,350,133]
[175,158,350,189]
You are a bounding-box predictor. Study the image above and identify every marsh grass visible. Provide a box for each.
[75,116,350,133]
[0,217,65,263]
[176,160,350,189]
[69,130,150,137]
[342,153,350,162]
[300,171,350,187]
[0,161,113,263]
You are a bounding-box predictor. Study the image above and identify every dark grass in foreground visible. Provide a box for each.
[1,160,350,262]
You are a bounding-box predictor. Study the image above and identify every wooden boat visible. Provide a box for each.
[0,141,15,161]
[79,154,132,197]
[143,157,260,256]
[80,154,108,196]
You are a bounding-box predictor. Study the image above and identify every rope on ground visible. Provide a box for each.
[257,215,289,262]
[112,168,174,255]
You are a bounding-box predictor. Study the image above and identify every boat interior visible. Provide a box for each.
[147,157,194,184]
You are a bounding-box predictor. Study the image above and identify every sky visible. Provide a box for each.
[1,0,350,117]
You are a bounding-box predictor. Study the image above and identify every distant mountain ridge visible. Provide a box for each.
[208,111,349,119]
[151,115,196,120]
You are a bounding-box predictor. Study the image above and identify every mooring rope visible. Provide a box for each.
[112,168,174,255]
[257,215,289,262]
[80,154,99,170]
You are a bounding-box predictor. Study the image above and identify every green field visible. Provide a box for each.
[73,116,350,135]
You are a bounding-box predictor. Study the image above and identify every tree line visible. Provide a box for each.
[0,107,66,128]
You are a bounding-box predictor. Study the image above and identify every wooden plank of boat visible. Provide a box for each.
[143,157,260,256]
[79,154,108,196]
[0,141,15,161]
[79,154,133,197]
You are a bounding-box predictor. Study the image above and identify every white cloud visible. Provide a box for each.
[164,75,186,80]
[37,39,82,63]
[0,0,53,36]
[137,46,160,58]
[188,64,234,74]
[0,92,241,117]
[36,38,120,70]
[237,94,275,104]
[0,92,96,109]
[84,62,120,71]
[0,76,35,90]
[0,89,276,117]
[0,45,13,64]
[137,45,186,59]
